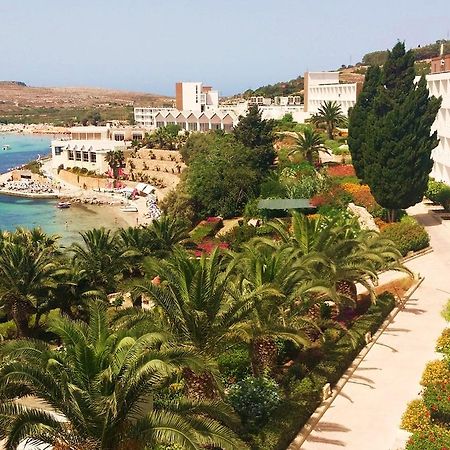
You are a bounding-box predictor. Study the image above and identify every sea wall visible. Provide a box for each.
[58,170,138,190]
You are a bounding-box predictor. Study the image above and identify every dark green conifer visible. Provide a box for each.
[348,65,382,180]
[350,42,441,221]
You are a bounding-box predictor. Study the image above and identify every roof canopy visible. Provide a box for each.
[257,198,313,210]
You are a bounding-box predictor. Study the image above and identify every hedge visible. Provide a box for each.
[381,220,429,256]
[406,425,450,450]
[251,293,396,449]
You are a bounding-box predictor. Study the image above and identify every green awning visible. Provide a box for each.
[257,199,313,210]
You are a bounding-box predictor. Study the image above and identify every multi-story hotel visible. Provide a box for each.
[424,54,450,184]
[304,71,361,115]
[50,125,145,174]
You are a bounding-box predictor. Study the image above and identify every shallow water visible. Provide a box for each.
[0,134,127,244]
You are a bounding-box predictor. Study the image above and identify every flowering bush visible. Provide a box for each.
[326,164,356,178]
[228,376,281,430]
[421,360,450,388]
[436,329,450,356]
[310,184,352,208]
[194,240,229,257]
[401,399,431,433]
[406,425,450,450]
[423,381,450,423]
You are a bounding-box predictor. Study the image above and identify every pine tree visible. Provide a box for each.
[348,65,382,180]
[360,42,441,221]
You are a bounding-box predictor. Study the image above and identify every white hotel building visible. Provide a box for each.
[424,54,450,185]
[303,71,361,115]
[51,126,145,174]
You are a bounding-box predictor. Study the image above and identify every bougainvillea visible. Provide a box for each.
[326,164,356,178]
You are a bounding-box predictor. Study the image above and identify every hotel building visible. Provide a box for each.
[423,54,450,184]
[50,125,145,174]
[304,71,361,115]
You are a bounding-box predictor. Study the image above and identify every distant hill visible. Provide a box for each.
[362,39,450,67]
[0,81,27,87]
[0,83,173,125]
[233,39,448,99]
[238,75,304,99]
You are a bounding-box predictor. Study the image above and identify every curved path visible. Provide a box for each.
[297,203,450,450]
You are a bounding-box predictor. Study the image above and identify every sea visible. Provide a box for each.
[0,134,125,245]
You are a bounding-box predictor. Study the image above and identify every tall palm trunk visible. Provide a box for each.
[182,368,217,400]
[327,123,334,140]
[336,279,358,303]
[250,337,278,377]
[11,299,32,338]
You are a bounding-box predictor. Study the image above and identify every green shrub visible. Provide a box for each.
[436,187,450,211]
[217,347,251,384]
[406,425,450,449]
[401,399,432,433]
[381,220,430,256]
[228,377,281,431]
[220,224,257,251]
[426,178,448,203]
[423,382,450,423]
[0,320,16,340]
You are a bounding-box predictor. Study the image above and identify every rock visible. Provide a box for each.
[347,202,379,231]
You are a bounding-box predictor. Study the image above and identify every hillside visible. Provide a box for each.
[0,82,173,125]
[239,75,304,99]
[362,39,450,67]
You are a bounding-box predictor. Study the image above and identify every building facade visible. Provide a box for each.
[424,54,450,184]
[51,126,145,174]
[175,82,219,112]
[304,71,361,115]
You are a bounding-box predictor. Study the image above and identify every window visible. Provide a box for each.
[199,122,209,131]
[115,134,125,141]
[90,152,97,163]
[75,151,82,161]
[188,122,197,131]
[68,150,74,160]
[54,146,63,156]
[82,152,89,162]
[132,133,143,141]
[156,121,165,128]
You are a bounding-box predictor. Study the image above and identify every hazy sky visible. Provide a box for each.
[1,0,449,96]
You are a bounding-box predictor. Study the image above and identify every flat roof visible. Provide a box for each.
[257,198,313,210]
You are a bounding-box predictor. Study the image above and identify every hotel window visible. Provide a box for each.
[115,134,125,141]
[188,122,197,131]
[82,152,89,162]
[54,146,63,156]
[199,123,209,131]
[156,121,165,128]
[68,150,74,160]
[90,152,97,163]
[75,151,82,161]
[132,133,143,141]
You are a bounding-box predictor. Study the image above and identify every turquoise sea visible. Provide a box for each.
[0,134,125,244]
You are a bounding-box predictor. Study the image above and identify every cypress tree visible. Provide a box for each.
[361,42,441,221]
[348,65,382,180]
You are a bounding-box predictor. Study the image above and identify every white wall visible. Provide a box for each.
[424,72,450,185]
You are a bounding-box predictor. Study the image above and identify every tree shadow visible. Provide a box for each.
[374,341,398,352]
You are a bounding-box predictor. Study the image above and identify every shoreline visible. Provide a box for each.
[0,124,69,135]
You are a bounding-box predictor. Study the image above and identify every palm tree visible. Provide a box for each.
[144,215,191,255]
[0,303,244,450]
[136,248,264,399]
[312,100,347,140]
[53,263,104,320]
[153,127,169,149]
[232,243,330,375]
[266,212,405,305]
[0,243,57,336]
[284,127,326,165]
[105,149,125,182]
[70,228,136,294]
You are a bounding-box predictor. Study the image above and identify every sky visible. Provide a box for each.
[0,0,449,96]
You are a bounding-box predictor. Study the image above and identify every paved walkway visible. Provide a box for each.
[299,203,450,450]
